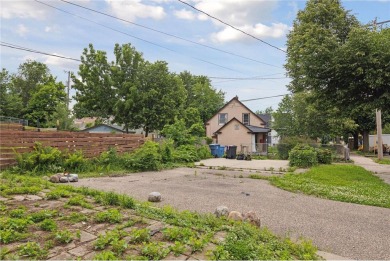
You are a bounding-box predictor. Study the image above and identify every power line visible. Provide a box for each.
[59,0,281,69]
[211,76,287,80]
[0,41,81,62]
[241,94,289,102]
[177,0,286,53]
[35,0,245,74]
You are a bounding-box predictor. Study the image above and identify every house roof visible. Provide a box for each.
[206,96,266,125]
[214,117,270,134]
[257,114,271,127]
[80,124,126,133]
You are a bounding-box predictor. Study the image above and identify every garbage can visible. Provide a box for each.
[217,145,225,158]
[226,145,237,159]
[209,144,220,158]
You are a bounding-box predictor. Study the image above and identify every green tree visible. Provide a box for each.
[136,61,187,136]
[0,68,23,117]
[179,71,225,123]
[25,82,66,127]
[72,44,115,119]
[111,43,143,133]
[12,60,54,109]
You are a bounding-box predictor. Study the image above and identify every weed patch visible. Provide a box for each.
[271,165,390,208]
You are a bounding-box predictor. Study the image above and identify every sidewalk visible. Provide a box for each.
[350,154,390,184]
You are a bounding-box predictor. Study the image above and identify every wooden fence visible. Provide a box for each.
[0,130,145,169]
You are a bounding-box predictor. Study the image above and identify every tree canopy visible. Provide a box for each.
[282,0,390,147]
[72,43,224,136]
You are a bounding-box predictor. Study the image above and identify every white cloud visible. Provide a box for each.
[44,54,79,69]
[44,25,60,33]
[211,23,289,43]
[174,8,195,20]
[105,0,166,22]
[16,24,29,37]
[193,0,278,26]
[1,1,48,20]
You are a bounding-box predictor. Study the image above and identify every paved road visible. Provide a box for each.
[351,155,390,184]
[72,167,390,260]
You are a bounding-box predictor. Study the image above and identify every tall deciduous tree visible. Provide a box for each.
[72,44,115,119]
[179,71,225,123]
[12,60,54,109]
[0,68,23,118]
[136,61,186,136]
[25,82,66,127]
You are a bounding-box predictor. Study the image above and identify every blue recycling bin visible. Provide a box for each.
[209,144,220,157]
[217,145,225,158]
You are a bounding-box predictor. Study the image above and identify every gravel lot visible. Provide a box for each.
[72,167,390,260]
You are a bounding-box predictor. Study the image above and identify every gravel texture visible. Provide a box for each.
[71,165,390,260]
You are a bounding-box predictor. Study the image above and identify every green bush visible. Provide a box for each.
[173,145,199,162]
[64,150,88,172]
[196,145,212,160]
[15,142,63,173]
[159,139,174,163]
[94,147,123,170]
[277,137,315,160]
[316,149,332,164]
[124,141,162,171]
[289,144,318,168]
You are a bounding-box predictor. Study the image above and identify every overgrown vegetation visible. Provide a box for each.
[0,173,320,260]
[271,165,390,208]
[9,140,211,175]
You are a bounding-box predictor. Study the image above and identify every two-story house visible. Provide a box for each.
[205,96,270,154]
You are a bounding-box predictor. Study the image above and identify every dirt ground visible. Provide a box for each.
[71,167,390,260]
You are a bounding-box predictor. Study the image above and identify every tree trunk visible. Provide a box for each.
[144,127,149,137]
[362,130,369,153]
[353,131,359,150]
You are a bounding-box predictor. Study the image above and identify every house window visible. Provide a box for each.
[218,113,228,125]
[242,113,250,125]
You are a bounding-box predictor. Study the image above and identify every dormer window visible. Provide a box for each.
[219,113,228,125]
[242,113,250,125]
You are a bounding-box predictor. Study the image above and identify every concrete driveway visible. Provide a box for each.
[72,167,390,260]
[196,158,290,170]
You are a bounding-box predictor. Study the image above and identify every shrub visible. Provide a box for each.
[277,136,315,160]
[316,148,332,164]
[196,145,212,160]
[289,144,318,168]
[94,147,123,171]
[14,142,63,173]
[64,150,88,172]
[173,145,199,162]
[124,141,162,171]
[159,139,174,163]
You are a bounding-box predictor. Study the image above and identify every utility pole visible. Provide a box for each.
[376,109,383,160]
[66,71,71,112]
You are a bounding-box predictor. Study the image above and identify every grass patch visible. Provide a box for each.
[271,165,390,208]
[0,173,321,260]
[374,158,390,165]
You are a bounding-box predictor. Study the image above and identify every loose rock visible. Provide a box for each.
[227,211,243,221]
[243,211,261,227]
[148,192,162,202]
[214,205,229,217]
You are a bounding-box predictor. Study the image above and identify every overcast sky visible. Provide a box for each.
[1,0,389,112]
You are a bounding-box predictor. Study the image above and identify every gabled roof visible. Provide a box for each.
[257,114,271,127]
[81,124,126,133]
[206,96,266,125]
[214,117,270,135]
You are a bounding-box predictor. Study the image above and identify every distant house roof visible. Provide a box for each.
[257,114,271,127]
[81,124,129,133]
[206,96,266,125]
[214,117,270,134]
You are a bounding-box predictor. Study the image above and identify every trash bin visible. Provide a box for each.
[226,145,237,159]
[217,145,225,158]
[209,144,220,158]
